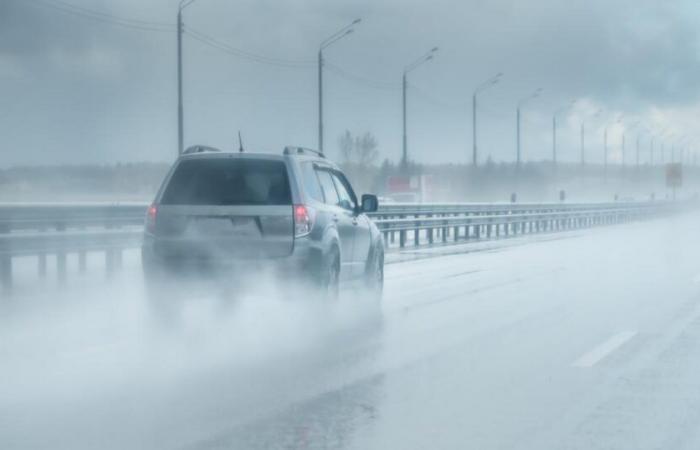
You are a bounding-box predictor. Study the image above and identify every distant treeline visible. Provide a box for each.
[0,160,697,203]
[0,162,170,202]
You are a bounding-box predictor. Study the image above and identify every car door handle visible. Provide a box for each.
[332,214,339,223]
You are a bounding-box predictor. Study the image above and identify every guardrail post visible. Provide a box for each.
[56,224,67,284]
[0,255,11,292]
[106,250,114,275]
[37,226,47,279]
[442,214,459,242]
[38,254,47,278]
[57,252,67,284]
[427,214,434,244]
[414,216,420,246]
[78,251,87,273]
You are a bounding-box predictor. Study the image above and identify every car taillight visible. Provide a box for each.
[146,203,158,234]
[294,204,314,237]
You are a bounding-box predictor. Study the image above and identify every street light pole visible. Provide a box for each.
[621,120,639,168]
[552,115,556,165]
[402,71,407,166]
[177,8,183,156]
[621,133,625,167]
[552,100,575,168]
[472,73,502,166]
[401,47,438,169]
[516,88,542,168]
[580,122,585,166]
[603,115,622,182]
[318,19,361,153]
[472,92,476,165]
[580,109,602,168]
[318,49,323,152]
[176,0,201,156]
[603,126,608,179]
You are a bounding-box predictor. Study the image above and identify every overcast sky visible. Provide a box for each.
[1,0,699,167]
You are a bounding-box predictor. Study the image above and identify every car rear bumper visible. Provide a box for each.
[142,233,321,280]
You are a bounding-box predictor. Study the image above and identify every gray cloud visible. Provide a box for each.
[1,0,699,167]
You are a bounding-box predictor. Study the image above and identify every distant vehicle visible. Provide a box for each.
[142,145,384,299]
[388,192,421,203]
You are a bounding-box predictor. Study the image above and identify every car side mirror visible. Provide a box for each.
[361,194,379,213]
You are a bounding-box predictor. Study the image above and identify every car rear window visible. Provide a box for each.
[160,158,291,205]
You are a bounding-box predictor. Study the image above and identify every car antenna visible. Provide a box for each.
[238,131,244,153]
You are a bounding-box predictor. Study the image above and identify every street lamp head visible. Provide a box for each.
[352,18,362,24]
[518,88,543,107]
[179,0,197,11]
[431,47,439,53]
[321,20,361,49]
[554,99,576,116]
[475,72,503,94]
[405,47,438,72]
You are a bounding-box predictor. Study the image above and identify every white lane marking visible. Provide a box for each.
[572,331,637,368]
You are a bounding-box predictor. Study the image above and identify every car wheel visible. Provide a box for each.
[365,247,384,301]
[319,247,340,300]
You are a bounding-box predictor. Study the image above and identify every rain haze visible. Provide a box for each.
[2,0,700,166]
[1,1,700,449]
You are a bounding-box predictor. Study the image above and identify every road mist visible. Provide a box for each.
[0,258,383,449]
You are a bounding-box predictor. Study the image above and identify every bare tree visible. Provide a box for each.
[337,130,378,168]
[354,132,379,168]
[338,130,354,163]
[336,130,380,194]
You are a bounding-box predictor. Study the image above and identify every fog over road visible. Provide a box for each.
[2,212,700,449]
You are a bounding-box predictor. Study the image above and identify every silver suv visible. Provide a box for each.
[142,145,384,299]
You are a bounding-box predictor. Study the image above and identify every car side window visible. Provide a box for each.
[316,170,340,206]
[331,172,356,211]
[300,162,324,203]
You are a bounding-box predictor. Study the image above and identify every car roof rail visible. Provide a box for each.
[283,146,325,158]
[182,145,222,155]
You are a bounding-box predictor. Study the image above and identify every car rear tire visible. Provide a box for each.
[318,247,340,301]
[365,247,384,301]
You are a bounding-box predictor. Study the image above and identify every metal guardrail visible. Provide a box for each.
[371,204,671,248]
[0,201,676,291]
[0,203,146,290]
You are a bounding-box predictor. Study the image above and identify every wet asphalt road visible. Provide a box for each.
[2,212,700,449]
